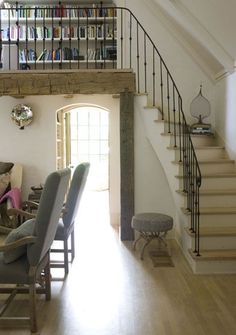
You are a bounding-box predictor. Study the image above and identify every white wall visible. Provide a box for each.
[0,92,176,230]
[117,0,215,127]
[215,72,236,161]
[134,100,175,218]
[0,94,121,225]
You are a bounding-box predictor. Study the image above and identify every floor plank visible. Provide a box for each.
[0,190,236,335]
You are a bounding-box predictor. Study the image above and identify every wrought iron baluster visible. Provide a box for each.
[129,12,132,68]
[25,9,28,69]
[42,7,46,70]
[77,7,80,69]
[196,170,201,256]
[160,60,164,120]
[120,8,123,69]
[51,7,54,69]
[86,8,89,69]
[178,96,182,162]
[95,5,98,68]
[112,7,116,69]
[16,3,19,70]
[167,73,171,133]
[136,22,140,93]
[103,8,106,69]
[152,46,155,106]
[69,6,72,69]
[0,7,2,70]
[173,84,177,147]
[32,7,36,69]
[144,33,147,94]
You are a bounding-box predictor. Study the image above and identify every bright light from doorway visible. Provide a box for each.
[70,106,109,191]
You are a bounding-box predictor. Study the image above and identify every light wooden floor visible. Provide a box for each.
[0,190,236,335]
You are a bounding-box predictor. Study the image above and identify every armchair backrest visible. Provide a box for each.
[62,163,90,229]
[27,168,71,266]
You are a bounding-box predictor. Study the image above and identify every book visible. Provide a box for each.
[37,49,47,61]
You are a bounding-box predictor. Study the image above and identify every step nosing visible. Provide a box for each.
[176,173,236,178]
[185,227,236,237]
[177,189,236,195]
[189,249,236,261]
[182,207,236,214]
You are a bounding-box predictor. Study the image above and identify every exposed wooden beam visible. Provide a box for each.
[0,69,135,96]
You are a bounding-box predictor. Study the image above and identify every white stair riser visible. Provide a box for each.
[195,148,227,160]
[164,134,216,147]
[165,134,216,148]
[183,194,236,207]
[191,136,216,147]
[172,148,227,161]
[199,162,235,174]
[188,235,236,250]
[201,177,236,189]
[187,213,236,227]
[194,260,236,274]
[178,177,236,190]
[176,162,235,175]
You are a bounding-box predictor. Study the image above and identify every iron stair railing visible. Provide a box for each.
[0,3,202,255]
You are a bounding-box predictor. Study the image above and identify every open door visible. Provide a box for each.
[56,111,71,169]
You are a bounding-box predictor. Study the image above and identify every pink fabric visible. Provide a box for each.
[0,187,22,209]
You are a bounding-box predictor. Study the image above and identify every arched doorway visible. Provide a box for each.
[56,102,120,227]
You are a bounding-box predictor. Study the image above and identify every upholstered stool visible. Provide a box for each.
[131,212,173,259]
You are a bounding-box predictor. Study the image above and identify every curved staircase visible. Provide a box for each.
[182,134,236,273]
[137,95,236,274]
[176,133,236,273]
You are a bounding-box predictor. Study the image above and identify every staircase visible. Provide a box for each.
[136,95,236,274]
[181,135,236,273]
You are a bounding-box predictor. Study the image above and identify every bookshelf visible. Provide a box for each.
[0,1,117,70]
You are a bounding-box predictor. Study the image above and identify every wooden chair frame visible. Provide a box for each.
[0,236,51,333]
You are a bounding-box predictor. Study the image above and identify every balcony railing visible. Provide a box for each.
[0,3,202,255]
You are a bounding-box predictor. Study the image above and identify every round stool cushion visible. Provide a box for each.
[131,212,173,233]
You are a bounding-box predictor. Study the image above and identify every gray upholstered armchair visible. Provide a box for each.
[51,162,90,276]
[0,168,70,333]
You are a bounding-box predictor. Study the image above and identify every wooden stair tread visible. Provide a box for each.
[201,207,236,214]
[182,207,236,214]
[185,226,236,237]
[189,249,236,261]
[177,189,236,195]
[194,146,225,150]
[172,159,234,165]
[161,132,215,138]
[176,172,236,178]
[167,145,225,151]
[144,105,160,109]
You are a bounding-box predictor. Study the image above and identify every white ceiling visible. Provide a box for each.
[152,0,236,78]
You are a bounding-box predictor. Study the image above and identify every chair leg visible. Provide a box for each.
[29,283,37,333]
[64,238,69,275]
[44,260,51,301]
[71,229,75,262]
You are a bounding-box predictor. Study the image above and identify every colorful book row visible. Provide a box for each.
[2,24,116,40]
[2,3,116,19]
[19,45,117,62]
